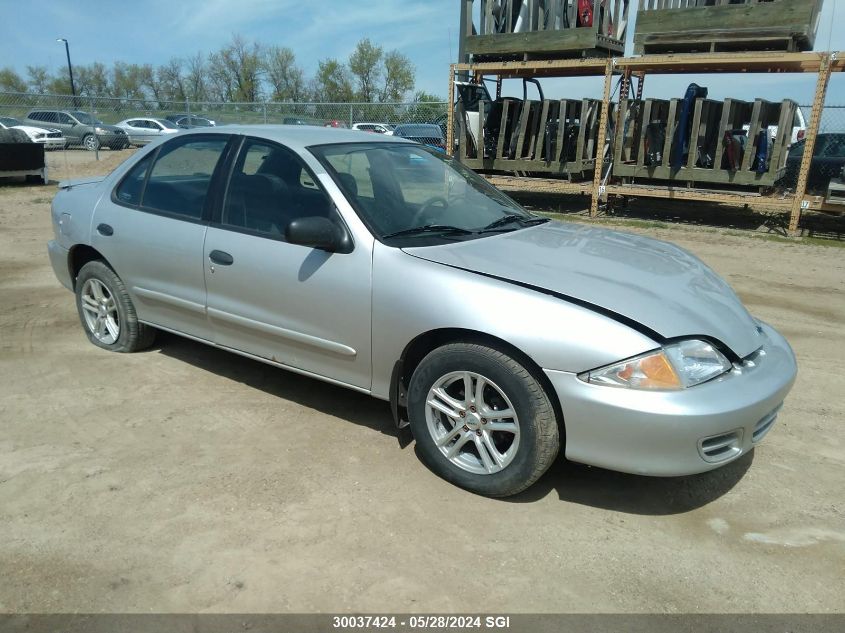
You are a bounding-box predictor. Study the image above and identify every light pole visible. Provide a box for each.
[56,38,77,101]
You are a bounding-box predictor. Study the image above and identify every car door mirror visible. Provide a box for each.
[286,216,350,253]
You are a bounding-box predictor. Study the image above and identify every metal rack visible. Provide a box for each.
[447,51,843,233]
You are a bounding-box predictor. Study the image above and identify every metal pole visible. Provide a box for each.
[263,101,267,124]
[788,52,832,234]
[57,39,77,107]
[349,103,353,128]
[90,94,99,161]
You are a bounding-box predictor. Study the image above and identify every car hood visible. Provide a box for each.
[403,221,764,358]
[13,125,62,135]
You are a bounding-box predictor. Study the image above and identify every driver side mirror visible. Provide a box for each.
[286,216,351,253]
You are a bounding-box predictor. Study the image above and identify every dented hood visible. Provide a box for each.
[404,221,764,358]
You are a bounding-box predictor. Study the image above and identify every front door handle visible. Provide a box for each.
[96,223,113,236]
[209,250,234,266]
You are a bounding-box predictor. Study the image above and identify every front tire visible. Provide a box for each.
[408,343,560,497]
[75,260,156,353]
[82,134,99,151]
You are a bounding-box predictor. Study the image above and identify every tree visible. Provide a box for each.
[158,58,187,102]
[379,51,414,102]
[209,34,264,102]
[75,62,111,97]
[264,46,307,102]
[313,58,354,102]
[139,64,165,104]
[0,67,28,93]
[349,38,383,102]
[26,66,51,93]
[407,90,447,123]
[112,62,146,100]
[184,53,208,102]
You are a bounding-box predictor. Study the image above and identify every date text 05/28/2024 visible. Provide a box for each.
[332,615,511,629]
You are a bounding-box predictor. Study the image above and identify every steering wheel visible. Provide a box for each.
[410,196,449,226]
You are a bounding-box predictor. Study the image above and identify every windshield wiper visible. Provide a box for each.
[479,214,549,232]
[383,224,474,239]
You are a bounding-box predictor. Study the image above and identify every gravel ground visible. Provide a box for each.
[0,149,843,613]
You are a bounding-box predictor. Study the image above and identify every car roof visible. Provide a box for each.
[176,124,412,151]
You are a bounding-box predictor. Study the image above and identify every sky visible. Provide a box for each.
[1,0,843,106]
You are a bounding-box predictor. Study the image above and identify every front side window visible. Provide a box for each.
[142,136,229,220]
[222,138,334,239]
[311,142,538,242]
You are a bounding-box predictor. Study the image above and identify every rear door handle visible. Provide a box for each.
[96,223,113,236]
[209,250,234,266]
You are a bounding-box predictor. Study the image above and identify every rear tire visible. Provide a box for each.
[408,343,560,497]
[75,260,156,353]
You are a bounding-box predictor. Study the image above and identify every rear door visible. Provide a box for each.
[203,136,373,389]
[91,134,233,340]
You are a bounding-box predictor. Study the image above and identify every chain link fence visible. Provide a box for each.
[778,104,845,194]
[0,91,448,129]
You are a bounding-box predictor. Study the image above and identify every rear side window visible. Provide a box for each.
[115,154,153,206]
[142,136,229,220]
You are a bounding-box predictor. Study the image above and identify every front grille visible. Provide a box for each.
[752,404,782,443]
[698,429,743,463]
[47,132,61,138]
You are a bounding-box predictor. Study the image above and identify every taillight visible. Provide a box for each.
[797,129,806,141]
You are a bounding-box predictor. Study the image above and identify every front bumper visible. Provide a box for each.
[47,240,73,291]
[544,323,797,476]
[34,137,65,149]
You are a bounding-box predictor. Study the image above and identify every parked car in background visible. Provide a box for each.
[782,133,845,192]
[116,117,180,146]
[0,116,65,149]
[352,122,394,135]
[164,114,216,128]
[283,117,311,126]
[46,126,796,497]
[392,123,446,151]
[324,119,348,128]
[23,110,128,151]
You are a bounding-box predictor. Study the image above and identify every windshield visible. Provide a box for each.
[0,116,20,127]
[310,142,537,242]
[157,119,179,129]
[70,111,102,125]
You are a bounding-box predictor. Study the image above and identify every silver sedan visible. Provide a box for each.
[46,126,797,497]
[115,117,180,146]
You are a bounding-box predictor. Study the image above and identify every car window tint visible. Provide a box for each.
[57,113,73,124]
[115,154,153,206]
[143,137,228,220]
[222,139,333,239]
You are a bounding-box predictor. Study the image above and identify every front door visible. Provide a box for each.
[203,137,372,390]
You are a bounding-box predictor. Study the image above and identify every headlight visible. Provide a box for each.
[581,339,732,390]
[35,133,45,139]
[95,127,107,134]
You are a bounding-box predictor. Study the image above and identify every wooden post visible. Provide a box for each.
[789,52,832,233]
[590,59,614,217]
[447,64,456,157]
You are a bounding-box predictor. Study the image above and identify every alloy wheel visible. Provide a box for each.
[425,370,520,475]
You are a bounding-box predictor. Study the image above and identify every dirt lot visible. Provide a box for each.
[1,149,844,613]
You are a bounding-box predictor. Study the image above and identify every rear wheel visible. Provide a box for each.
[408,343,560,497]
[75,260,155,353]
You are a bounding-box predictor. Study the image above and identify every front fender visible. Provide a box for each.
[371,243,659,400]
